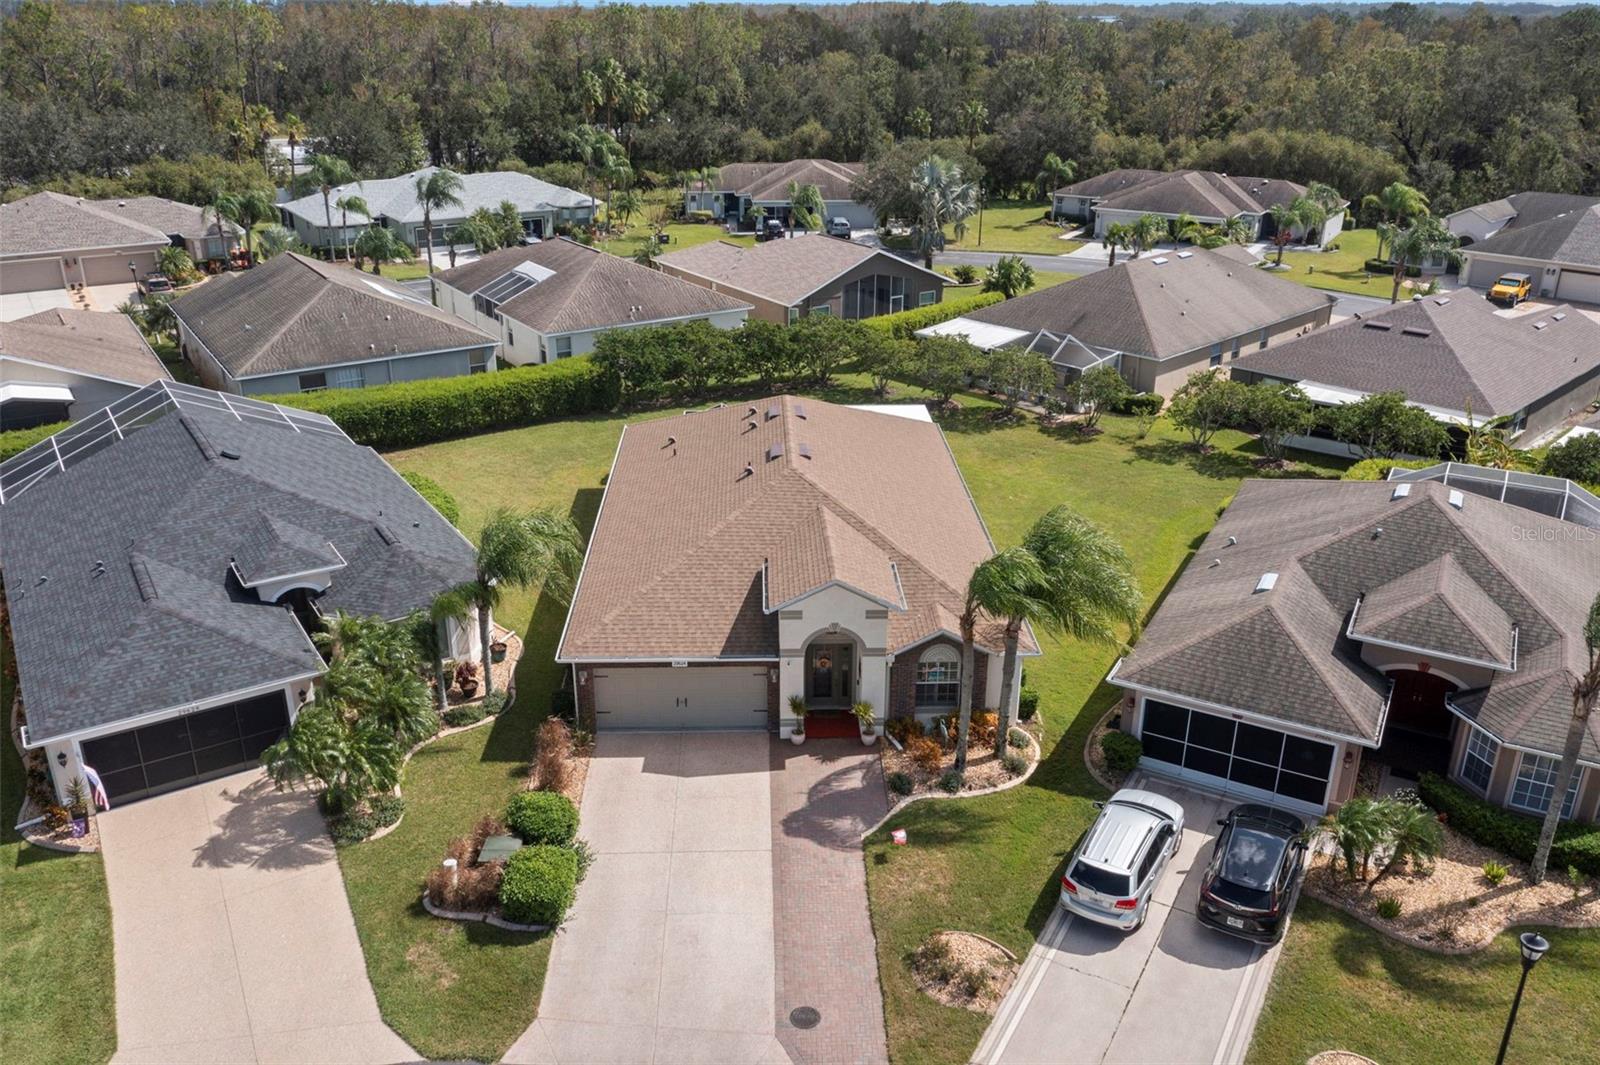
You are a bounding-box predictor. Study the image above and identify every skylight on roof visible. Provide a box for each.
[513,260,556,283]
[358,277,426,305]
[1533,321,1549,330]
[1363,321,1393,331]
[1254,572,1278,594]
[1176,251,1193,259]
[1448,490,1465,509]
[1434,297,1452,305]
[1392,483,1411,500]
[1401,327,1433,337]
[1151,256,1169,265]
[1553,312,1568,321]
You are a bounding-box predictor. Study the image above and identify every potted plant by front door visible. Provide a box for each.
[854,701,879,746]
[455,660,480,699]
[789,695,807,745]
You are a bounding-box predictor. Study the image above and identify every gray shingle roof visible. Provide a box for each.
[0,386,475,743]
[434,239,749,334]
[1115,478,1600,755]
[1231,294,1600,417]
[88,196,242,242]
[963,247,1332,359]
[1349,554,1515,667]
[709,160,865,203]
[1,309,169,388]
[1053,169,1320,217]
[232,512,347,587]
[1469,203,1600,268]
[1052,168,1163,199]
[0,191,172,257]
[171,253,495,379]
[278,168,590,229]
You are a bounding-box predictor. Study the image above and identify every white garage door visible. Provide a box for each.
[1556,269,1600,306]
[82,251,158,286]
[1465,257,1512,288]
[0,257,65,293]
[593,665,769,731]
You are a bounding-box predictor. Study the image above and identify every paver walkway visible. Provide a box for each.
[97,769,416,1064]
[770,738,891,1065]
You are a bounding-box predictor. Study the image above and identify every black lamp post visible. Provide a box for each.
[1494,932,1549,1065]
[128,261,140,301]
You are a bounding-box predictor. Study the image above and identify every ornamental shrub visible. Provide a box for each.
[887,717,924,744]
[1112,392,1164,417]
[1341,457,1437,482]
[1375,897,1403,920]
[262,356,618,448]
[1100,731,1144,774]
[1418,773,1600,876]
[861,290,1006,340]
[1541,433,1600,486]
[1017,688,1040,722]
[907,736,944,774]
[886,771,914,796]
[1002,753,1028,777]
[938,770,964,793]
[505,790,578,846]
[499,845,579,926]
[442,701,487,728]
[401,471,459,526]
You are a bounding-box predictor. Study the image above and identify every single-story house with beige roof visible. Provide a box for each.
[0,191,171,295]
[1051,168,1346,246]
[557,396,1035,735]
[657,236,946,325]
[431,238,749,364]
[1,308,170,429]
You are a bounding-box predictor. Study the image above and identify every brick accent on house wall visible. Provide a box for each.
[887,636,988,720]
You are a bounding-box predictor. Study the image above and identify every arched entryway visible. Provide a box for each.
[1374,668,1459,781]
[801,630,862,738]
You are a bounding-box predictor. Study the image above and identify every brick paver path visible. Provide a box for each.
[770,738,892,1065]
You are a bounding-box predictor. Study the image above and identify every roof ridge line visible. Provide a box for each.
[1261,574,1376,739]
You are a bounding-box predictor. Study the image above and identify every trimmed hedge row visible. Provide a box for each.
[863,289,1006,339]
[1341,457,1438,481]
[401,470,459,526]
[263,356,619,449]
[0,420,70,461]
[1418,772,1600,876]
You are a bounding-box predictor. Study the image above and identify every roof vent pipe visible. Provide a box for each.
[739,462,754,480]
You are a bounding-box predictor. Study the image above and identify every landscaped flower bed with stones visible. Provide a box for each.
[881,712,1040,799]
[909,931,1019,1014]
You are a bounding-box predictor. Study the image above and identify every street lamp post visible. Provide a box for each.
[1494,932,1549,1065]
[128,261,139,302]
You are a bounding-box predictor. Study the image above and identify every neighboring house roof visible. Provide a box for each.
[278,168,590,229]
[1052,168,1163,199]
[1209,243,1264,268]
[170,253,495,380]
[1450,192,1600,236]
[962,247,1332,360]
[1094,171,1311,218]
[1467,203,1600,268]
[658,238,943,307]
[1113,478,1600,759]
[558,395,1033,661]
[0,309,169,388]
[710,160,864,203]
[434,239,749,334]
[0,381,476,744]
[1231,294,1600,418]
[0,191,172,258]
[89,196,242,243]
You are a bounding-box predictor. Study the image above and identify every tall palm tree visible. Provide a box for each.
[432,508,584,697]
[1129,213,1165,258]
[954,547,1044,775]
[975,508,1142,758]
[1361,181,1429,260]
[610,188,643,229]
[960,99,988,154]
[227,187,277,265]
[334,191,370,263]
[203,191,240,260]
[281,113,306,165]
[1305,181,1344,214]
[1171,211,1202,244]
[1103,222,1135,266]
[1268,202,1300,266]
[307,154,357,251]
[566,126,623,224]
[1386,216,1457,303]
[256,224,294,260]
[413,168,464,273]
[353,226,413,276]
[1532,592,1600,882]
[1034,152,1075,203]
[910,155,978,269]
[786,180,824,234]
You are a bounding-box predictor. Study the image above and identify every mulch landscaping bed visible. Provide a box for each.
[881,714,1041,797]
[909,930,1019,1014]
[1305,823,1600,952]
[1084,704,1131,793]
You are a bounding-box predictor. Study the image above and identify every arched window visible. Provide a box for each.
[916,644,960,707]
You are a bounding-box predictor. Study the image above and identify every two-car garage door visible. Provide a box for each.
[593,665,769,731]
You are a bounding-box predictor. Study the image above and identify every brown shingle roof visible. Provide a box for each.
[965,247,1332,360]
[1,309,169,387]
[434,240,749,334]
[558,396,1028,660]
[712,160,864,203]
[1232,294,1600,417]
[170,253,495,379]
[0,191,171,257]
[658,238,941,306]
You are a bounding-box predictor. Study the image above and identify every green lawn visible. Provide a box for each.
[935,267,1078,293]
[888,200,1084,257]
[1276,227,1415,299]
[1249,900,1600,1065]
[0,637,117,1065]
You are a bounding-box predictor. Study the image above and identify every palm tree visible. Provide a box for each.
[1129,213,1165,258]
[953,548,1042,776]
[1220,214,1253,245]
[333,192,369,263]
[1267,202,1300,266]
[1034,152,1075,203]
[353,226,414,276]
[1532,591,1600,882]
[227,187,277,266]
[982,255,1035,300]
[1361,181,1429,260]
[281,113,306,167]
[315,612,437,746]
[307,153,357,251]
[1103,222,1135,266]
[432,508,584,697]
[1387,216,1457,303]
[157,245,195,281]
[1375,801,1444,881]
[413,168,464,273]
[566,126,624,224]
[1321,797,1385,879]
[787,180,824,234]
[1305,181,1344,214]
[985,507,1141,756]
[910,155,978,269]
[610,189,643,230]
[256,224,295,260]
[960,99,988,154]
[1171,211,1202,244]
[203,191,240,263]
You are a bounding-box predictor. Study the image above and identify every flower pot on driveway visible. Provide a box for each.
[791,728,806,745]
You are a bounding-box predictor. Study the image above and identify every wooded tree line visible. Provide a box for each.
[3,0,1597,212]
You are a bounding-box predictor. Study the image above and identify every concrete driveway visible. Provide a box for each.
[96,769,416,1064]
[974,775,1283,1065]
[504,732,790,1065]
[0,288,75,321]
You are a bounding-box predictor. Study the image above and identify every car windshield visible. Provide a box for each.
[1071,859,1132,898]
[1498,277,1523,287]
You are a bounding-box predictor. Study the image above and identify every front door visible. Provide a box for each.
[806,642,854,707]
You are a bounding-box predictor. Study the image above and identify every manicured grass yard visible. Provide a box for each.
[1249,900,1600,1065]
[936,267,1078,293]
[0,640,116,1065]
[600,218,753,260]
[889,200,1084,257]
[1277,227,1413,298]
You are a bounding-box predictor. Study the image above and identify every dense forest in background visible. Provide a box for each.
[3,1,1598,212]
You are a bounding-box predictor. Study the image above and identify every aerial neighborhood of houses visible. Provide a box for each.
[4,30,1600,1065]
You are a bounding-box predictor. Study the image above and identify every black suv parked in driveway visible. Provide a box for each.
[1196,803,1306,944]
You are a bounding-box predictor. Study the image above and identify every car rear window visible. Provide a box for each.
[1070,860,1131,897]
[1222,827,1287,891]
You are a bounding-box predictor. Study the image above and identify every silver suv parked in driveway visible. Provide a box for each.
[1059,788,1185,931]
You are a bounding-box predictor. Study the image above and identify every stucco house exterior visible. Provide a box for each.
[0,191,171,294]
[278,168,594,252]
[1,308,170,429]
[172,253,498,395]
[1051,169,1346,247]
[1452,197,1600,304]
[920,247,1333,397]
[431,239,749,364]
[657,237,946,325]
[1110,474,1600,820]
[684,159,874,231]
[557,397,1034,736]
[87,195,244,266]
[0,381,479,806]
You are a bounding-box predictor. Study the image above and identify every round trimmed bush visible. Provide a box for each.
[1017,688,1040,722]
[499,845,579,926]
[1100,731,1143,774]
[886,771,914,796]
[506,790,578,846]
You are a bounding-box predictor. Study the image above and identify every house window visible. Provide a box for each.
[811,304,832,317]
[919,290,937,307]
[1258,327,1269,350]
[298,372,327,392]
[787,306,801,325]
[1231,336,1241,360]
[469,348,489,375]
[1460,727,1498,794]
[915,645,960,707]
[1509,754,1581,819]
[329,366,365,389]
[1209,343,1223,367]
[554,336,573,359]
